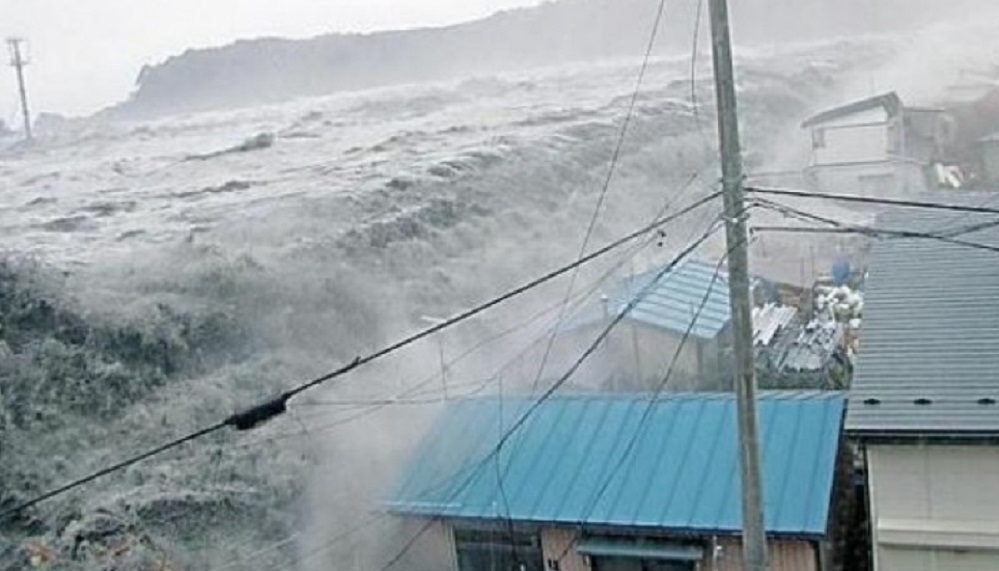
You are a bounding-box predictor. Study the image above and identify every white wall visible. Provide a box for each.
[868,444,999,571]
[810,161,927,195]
[812,107,890,166]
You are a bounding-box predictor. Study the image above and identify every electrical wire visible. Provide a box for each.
[753,198,999,254]
[752,224,999,254]
[746,185,999,215]
[293,188,682,414]
[0,191,722,522]
[529,0,670,393]
[254,221,677,446]
[374,220,726,571]
[245,176,720,450]
[553,232,749,566]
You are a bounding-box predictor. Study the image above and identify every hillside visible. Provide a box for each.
[106,0,989,118]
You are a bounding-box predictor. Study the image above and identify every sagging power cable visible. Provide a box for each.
[0,191,722,522]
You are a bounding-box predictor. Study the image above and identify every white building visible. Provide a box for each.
[802,92,951,194]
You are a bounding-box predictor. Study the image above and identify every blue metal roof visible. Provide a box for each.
[388,391,845,537]
[573,259,733,340]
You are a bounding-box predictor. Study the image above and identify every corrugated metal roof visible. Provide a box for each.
[847,206,999,436]
[569,259,732,340]
[389,392,845,536]
[752,304,798,347]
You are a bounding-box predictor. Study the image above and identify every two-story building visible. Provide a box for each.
[847,206,999,571]
[801,92,951,194]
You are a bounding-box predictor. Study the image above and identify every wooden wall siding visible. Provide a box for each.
[535,528,817,571]
[712,538,817,571]
[541,528,589,571]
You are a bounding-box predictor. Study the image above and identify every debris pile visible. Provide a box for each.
[814,284,863,327]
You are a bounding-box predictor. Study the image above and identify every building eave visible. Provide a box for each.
[847,429,999,446]
[387,512,829,542]
[801,92,902,129]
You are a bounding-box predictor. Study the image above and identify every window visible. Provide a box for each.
[453,528,545,571]
[811,127,826,149]
[886,121,902,154]
[577,536,703,571]
[592,557,695,571]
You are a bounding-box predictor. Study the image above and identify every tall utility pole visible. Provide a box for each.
[7,37,32,141]
[706,1,768,571]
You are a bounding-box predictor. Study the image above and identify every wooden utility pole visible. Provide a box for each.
[705,1,768,570]
[7,37,32,141]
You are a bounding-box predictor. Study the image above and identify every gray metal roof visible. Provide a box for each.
[846,206,999,437]
[801,92,901,129]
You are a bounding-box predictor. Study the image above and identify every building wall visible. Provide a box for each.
[982,141,999,182]
[540,528,589,571]
[711,538,818,571]
[617,322,718,392]
[539,528,817,571]
[867,444,999,571]
[809,161,927,195]
[810,107,889,166]
[540,322,716,393]
[403,519,458,571]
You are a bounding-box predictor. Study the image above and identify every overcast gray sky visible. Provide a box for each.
[0,0,543,119]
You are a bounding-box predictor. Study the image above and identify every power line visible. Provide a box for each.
[747,185,999,215]
[376,220,726,571]
[554,225,750,567]
[283,191,720,402]
[494,199,722,570]
[752,224,999,255]
[0,422,227,523]
[265,225,678,444]
[0,191,721,522]
[381,222,725,570]
[753,199,999,254]
[264,215,725,478]
[530,0,671,393]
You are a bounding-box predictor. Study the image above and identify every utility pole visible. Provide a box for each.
[7,37,32,141]
[705,1,768,571]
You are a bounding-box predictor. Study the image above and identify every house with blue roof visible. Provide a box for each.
[388,391,848,571]
[550,259,800,393]
[553,259,748,393]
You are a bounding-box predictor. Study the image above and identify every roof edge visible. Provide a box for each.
[801,92,902,128]
[385,512,830,540]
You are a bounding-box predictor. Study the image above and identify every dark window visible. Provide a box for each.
[886,121,902,153]
[811,127,826,149]
[593,557,695,571]
[454,528,544,571]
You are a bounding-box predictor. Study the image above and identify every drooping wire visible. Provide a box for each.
[746,185,999,215]
[753,198,999,254]
[375,220,726,571]
[244,209,690,448]
[0,191,721,522]
[376,223,724,571]
[553,227,753,566]
[529,0,671,393]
